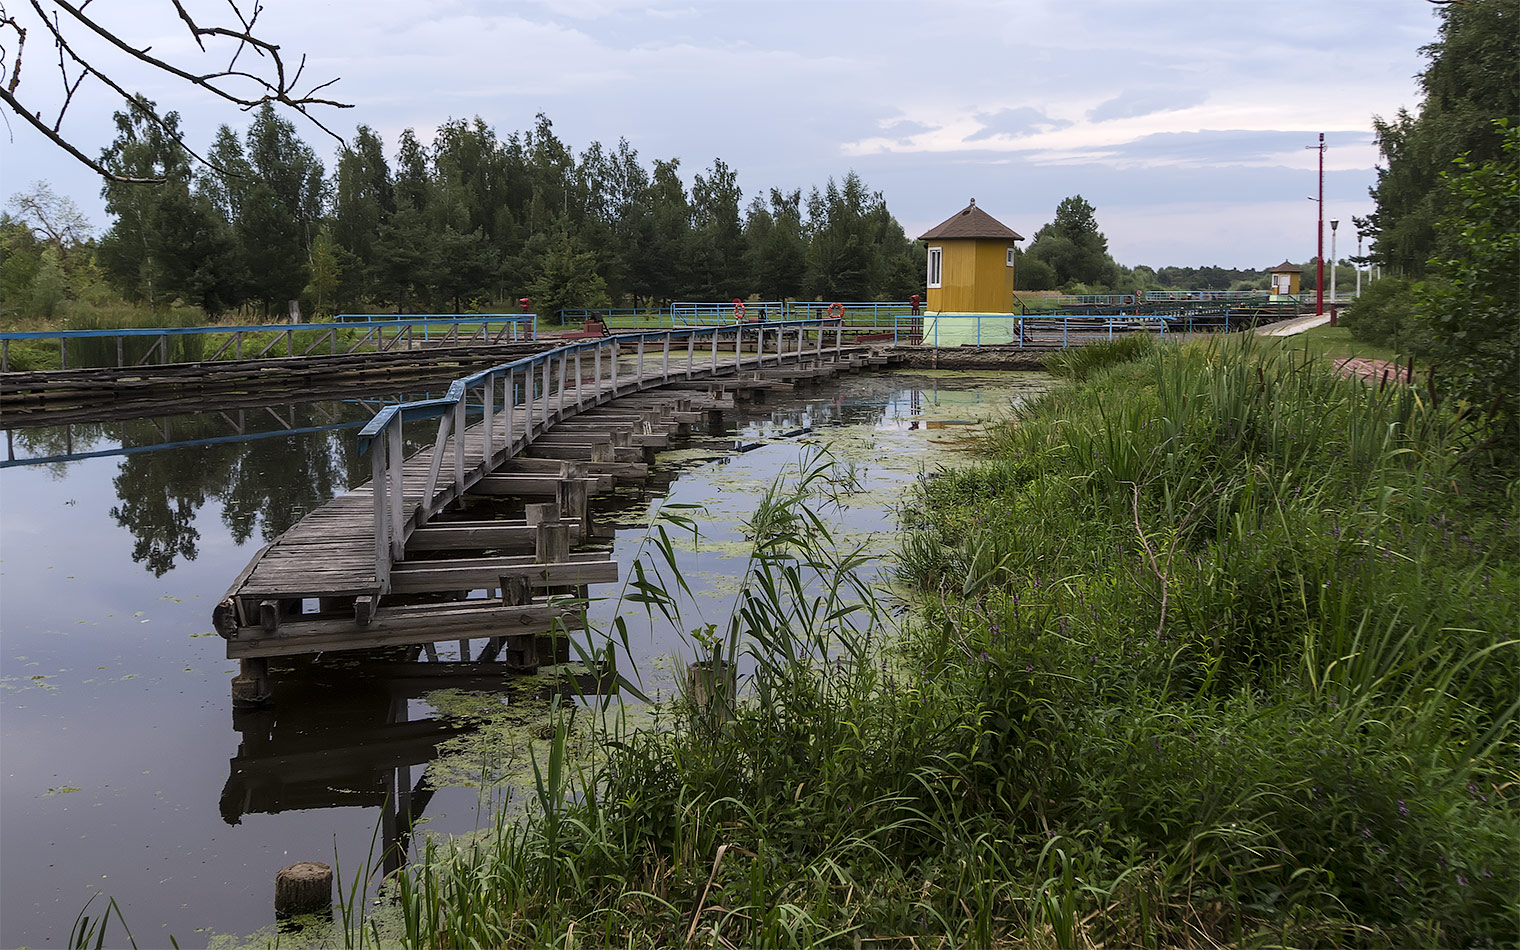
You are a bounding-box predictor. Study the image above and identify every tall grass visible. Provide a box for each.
[898,334,1518,945]
[71,336,1518,947]
[279,337,1516,947]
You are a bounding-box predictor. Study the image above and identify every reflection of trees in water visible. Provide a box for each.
[102,407,366,576]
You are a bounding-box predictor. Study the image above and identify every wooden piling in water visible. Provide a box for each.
[274,861,332,918]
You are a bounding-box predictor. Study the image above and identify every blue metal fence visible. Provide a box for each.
[894,312,1215,347]
[2,315,538,372]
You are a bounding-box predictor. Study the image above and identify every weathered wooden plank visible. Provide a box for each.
[227,602,584,658]
[388,558,618,593]
[407,521,583,550]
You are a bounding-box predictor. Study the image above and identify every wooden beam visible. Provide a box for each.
[471,475,601,497]
[407,521,583,551]
[388,557,618,594]
[227,602,584,658]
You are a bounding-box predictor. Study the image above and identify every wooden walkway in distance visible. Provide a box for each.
[214,330,879,693]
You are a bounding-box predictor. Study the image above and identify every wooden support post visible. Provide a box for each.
[231,657,271,708]
[498,574,532,607]
[354,595,377,627]
[559,478,589,536]
[536,522,570,566]
[259,599,282,633]
[525,502,560,526]
[274,862,333,919]
[687,659,736,729]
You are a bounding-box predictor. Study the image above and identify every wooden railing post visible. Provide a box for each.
[505,368,515,449]
[541,357,551,431]
[453,396,466,489]
[372,428,390,589]
[557,351,567,416]
[484,373,496,464]
[388,421,405,561]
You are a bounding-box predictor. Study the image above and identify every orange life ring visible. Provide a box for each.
[827,302,844,319]
[733,298,745,321]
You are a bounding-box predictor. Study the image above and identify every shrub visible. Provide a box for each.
[1042,333,1157,380]
[1341,276,1416,348]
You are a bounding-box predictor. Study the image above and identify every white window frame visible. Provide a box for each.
[927,246,943,289]
[1006,247,1016,267]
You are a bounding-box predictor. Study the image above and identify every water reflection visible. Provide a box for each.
[221,657,616,875]
[4,399,427,576]
[0,370,1048,947]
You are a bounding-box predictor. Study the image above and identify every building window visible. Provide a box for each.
[1006,247,1016,267]
[928,246,942,288]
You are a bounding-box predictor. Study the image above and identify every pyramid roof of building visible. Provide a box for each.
[919,200,1024,241]
[1270,260,1302,272]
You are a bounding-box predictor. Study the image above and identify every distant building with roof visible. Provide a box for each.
[1269,260,1302,298]
[917,199,1024,345]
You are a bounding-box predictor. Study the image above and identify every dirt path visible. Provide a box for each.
[1335,357,1412,385]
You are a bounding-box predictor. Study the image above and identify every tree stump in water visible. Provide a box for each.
[274,861,333,918]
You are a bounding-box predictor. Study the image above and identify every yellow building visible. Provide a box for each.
[918,199,1024,345]
[1269,260,1302,298]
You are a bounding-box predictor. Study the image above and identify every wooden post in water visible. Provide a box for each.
[536,520,570,566]
[274,861,333,919]
[484,575,536,669]
[686,659,736,730]
[231,657,271,708]
[559,479,589,537]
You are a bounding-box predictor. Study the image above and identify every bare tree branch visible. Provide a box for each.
[0,0,349,182]
[0,83,161,181]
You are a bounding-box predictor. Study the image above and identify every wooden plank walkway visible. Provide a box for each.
[215,335,873,672]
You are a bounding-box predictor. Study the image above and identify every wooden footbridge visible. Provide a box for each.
[212,318,880,704]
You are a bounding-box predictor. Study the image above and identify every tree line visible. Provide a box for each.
[1346,0,1517,440]
[4,102,1372,325]
[5,101,929,322]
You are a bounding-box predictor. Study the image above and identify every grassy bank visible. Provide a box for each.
[294,337,1514,949]
[85,339,1514,949]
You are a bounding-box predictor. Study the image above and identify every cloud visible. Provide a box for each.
[1087,88,1208,123]
[1024,129,1380,172]
[964,107,1072,142]
[879,118,936,137]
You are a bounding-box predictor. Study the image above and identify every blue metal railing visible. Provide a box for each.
[892,311,1245,347]
[670,301,789,324]
[355,318,845,588]
[2,315,538,372]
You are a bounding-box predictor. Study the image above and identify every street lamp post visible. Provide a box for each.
[1305,133,1326,316]
[1356,233,1363,298]
[1330,219,1339,307]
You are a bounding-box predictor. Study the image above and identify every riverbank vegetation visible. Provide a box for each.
[203,334,1512,950]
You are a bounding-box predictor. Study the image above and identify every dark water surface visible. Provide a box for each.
[0,371,1047,947]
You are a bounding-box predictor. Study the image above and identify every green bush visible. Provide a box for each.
[1341,276,1417,349]
[1042,333,1158,380]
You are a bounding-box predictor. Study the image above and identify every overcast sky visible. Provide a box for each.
[2,0,1442,269]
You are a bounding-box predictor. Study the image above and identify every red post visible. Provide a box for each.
[1315,133,1325,317]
